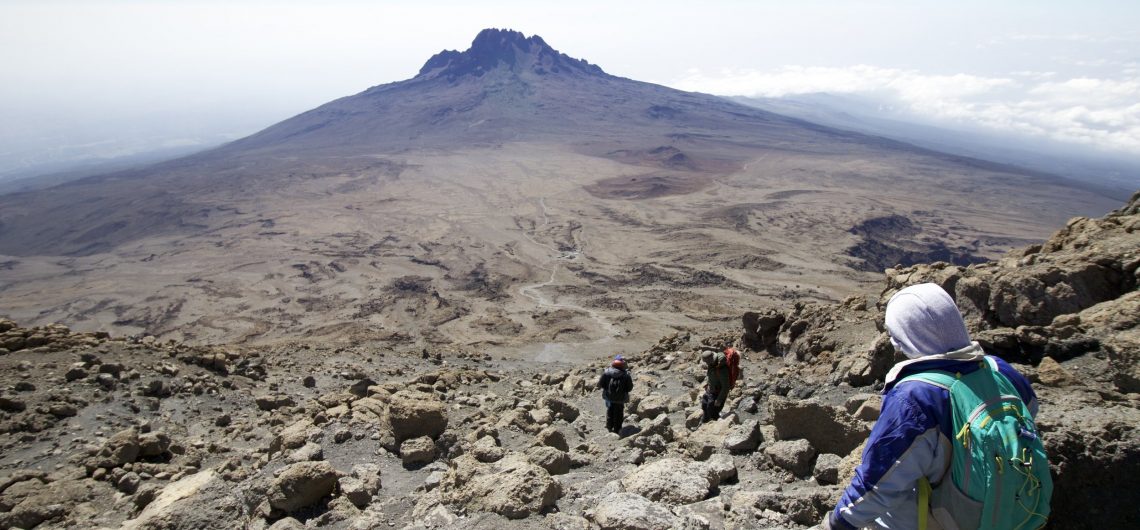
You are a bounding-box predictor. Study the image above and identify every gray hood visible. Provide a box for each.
[885,283,973,359]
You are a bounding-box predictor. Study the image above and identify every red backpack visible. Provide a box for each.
[724,348,742,389]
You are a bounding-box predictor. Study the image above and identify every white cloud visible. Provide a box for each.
[670,66,1140,155]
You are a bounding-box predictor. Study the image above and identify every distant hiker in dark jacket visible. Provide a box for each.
[597,355,633,434]
[700,350,730,423]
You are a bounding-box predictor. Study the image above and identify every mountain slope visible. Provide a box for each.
[0,29,1124,350]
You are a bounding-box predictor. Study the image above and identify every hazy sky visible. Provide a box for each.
[2,0,1138,176]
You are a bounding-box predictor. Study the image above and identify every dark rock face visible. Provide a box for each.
[879,193,1140,365]
[845,214,985,272]
[417,28,605,81]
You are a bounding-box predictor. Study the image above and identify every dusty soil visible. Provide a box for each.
[0,143,1118,360]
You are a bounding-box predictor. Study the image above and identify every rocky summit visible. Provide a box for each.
[1,180,1137,529]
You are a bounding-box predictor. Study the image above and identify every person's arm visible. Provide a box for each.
[623,372,633,392]
[825,386,942,529]
[597,372,607,390]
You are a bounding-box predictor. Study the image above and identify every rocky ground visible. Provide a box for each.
[0,192,1137,530]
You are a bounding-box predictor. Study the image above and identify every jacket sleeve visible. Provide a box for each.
[829,386,942,530]
[597,372,607,390]
[623,372,634,392]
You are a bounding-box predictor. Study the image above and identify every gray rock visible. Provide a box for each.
[142,379,171,398]
[699,453,737,486]
[524,445,570,475]
[620,457,713,505]
[731,489,830,526]
[534,426,571,452]
[95,373,117,390]
[286,442,324,463]
[117,471,141,494]
[722,419,761,453]
[0,396,25,412]
[340,463,381,508]
[470,435,504,463]
[0,504,66,530]
[138,432,171,457]
[400,436,437,467]
[545,512,593,530]
[768,397,869,455]
[65,366,88,382]
[439,454,561,520]
[636,393,670,419]
[854,395,882,422]
[91,428,141,469]
[538,395,580,423]
[47,403,77,418]
[267,461,340,513]
[383,390,449,444]
[813,453,842,485]
[765,439,816,477]
[591,492,679,530]
[682,417,736,461]
[255,394,295,411]
[339,477,370,508]
[277,419,319,451]
[268,517,306,530]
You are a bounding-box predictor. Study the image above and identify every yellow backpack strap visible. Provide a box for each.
[918,477,932,530]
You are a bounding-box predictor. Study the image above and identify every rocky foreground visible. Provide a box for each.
[0,192,1137,530]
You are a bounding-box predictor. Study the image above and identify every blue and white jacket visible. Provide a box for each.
[825,342,1037,530]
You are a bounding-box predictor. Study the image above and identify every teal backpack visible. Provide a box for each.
[900,357,1053,530]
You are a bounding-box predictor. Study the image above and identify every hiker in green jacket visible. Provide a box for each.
[700,350,730,422]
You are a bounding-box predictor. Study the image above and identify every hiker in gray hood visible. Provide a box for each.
[822,283,1048,530]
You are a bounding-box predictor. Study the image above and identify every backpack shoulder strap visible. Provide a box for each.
[899,370,959,391]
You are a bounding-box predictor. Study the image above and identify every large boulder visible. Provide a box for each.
[1036,385,1140,530]
[537,395,580,423]
[384,391,449,443]
[439,454,561,519]
[267,461,340,514]
[354,391,448,448]
[620,458,714,505]
[768,397,869,456]
[1078,291,1140,393]
[742,309,786,352]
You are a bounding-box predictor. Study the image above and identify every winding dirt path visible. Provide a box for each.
[516,198,619,349]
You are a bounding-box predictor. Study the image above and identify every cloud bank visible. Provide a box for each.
[671,65,1140,155]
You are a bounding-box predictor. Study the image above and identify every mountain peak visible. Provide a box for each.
[417,28,605,80]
